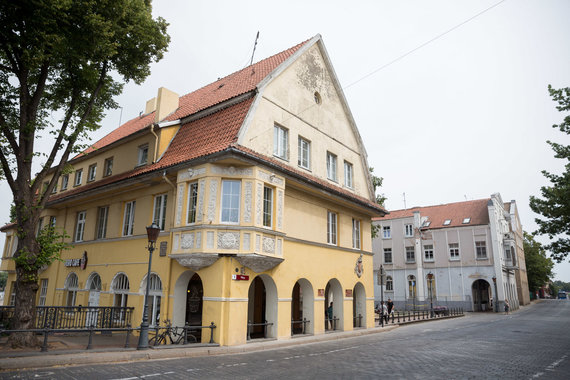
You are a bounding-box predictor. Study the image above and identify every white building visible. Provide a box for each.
[372,193,527,312]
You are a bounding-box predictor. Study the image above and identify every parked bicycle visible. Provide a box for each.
[149,320,197,346]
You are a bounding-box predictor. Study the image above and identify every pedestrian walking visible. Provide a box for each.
[504,299,510,314]
[327,302,334,330]
[380,301,389,324]
[387,298,394,322]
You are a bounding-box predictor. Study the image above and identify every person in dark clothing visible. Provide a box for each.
[386,298,394,323]
[327,302,334,330]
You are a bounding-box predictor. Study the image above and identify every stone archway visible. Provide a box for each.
[472,279,492,312]
[352,282,366,328]
[324,278,344,331]
[247,274,277,339]
[173,270,203,328]
[291,278,314,335]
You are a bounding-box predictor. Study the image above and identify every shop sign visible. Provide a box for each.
[65,251,88,270]
[232,274,249,281]
[345,289,353,297]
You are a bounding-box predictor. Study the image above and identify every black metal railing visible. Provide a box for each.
[353,313,363,328]
[247,320,274,340]
[291,318,310,335]
[377,307,464,325]
[150,321,217,345]
[0,306,134,329]
[325,316,339,331]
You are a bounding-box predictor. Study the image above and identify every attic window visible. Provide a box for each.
[422,221,431,227]
[443,219,451,226]
[314,91,322,104]
[462,218,471,224]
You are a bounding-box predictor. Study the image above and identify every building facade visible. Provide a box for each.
[372,193,529,312]
[1,35,386,346]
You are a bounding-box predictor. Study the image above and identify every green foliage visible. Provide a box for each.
[552,280,570,292]
[523,232,554,292]
[529,86,570,263]
[0,271,7,290]
[369,167,386,238]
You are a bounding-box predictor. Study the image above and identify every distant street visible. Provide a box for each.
[3,300,570,380]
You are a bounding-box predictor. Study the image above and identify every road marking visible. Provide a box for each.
[140,374,161,378]
[530,354,567,378]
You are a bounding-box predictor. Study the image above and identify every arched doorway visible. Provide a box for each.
[86,272,102,327]
[291,278,314,335]
[324,278,343,331]
[352,282,366,328]
[186,273,203,340]
[472,279,492,311]
[247,275,277,339]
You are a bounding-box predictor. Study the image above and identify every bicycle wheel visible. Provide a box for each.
[150,334,165,346]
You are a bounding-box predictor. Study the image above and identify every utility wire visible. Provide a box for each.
[344,0,507,90]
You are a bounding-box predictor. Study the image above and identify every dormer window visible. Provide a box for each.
[443,219,451,226]
[138,144,149,165]
[462,218,471,224]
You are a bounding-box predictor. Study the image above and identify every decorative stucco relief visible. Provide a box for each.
[255,183,262,225]
[235,254,284,273]
[207,180,218,222]
[173,234,180,251]
[255,234,261,252]
[258,170,284,186]
[181,233,194,249]
[217,232,240,250]
[277,189,284,229]
[196,179,205,222]
[175,183,184,226]
[243,233,251,251]
[263,236,275,254]
[171,254,219,271]
[196,231,202,249]
[277,238,282,255]
[206,231,214,249]
[178,167,206,182]
[211,165,253,176]
[244,181,252,223]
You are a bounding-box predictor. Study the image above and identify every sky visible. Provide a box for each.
[1,0,570,281]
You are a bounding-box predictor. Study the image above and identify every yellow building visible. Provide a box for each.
[1,35,386,346]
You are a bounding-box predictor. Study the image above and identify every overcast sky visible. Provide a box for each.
[1,0,569,281]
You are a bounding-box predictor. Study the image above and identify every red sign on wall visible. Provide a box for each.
[232,274,249,281]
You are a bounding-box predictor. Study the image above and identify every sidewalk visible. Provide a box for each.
[0,314,465,371]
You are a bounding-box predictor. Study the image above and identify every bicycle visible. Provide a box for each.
[149,320,197,346]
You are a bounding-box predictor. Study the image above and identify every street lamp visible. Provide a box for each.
[492,276,498,312]
[137,223,161,350]
[427,272,434,317]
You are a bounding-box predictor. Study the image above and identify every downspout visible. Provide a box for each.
[161,170,176,323]
[150,124,159,163]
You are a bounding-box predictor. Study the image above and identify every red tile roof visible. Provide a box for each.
[374,198,490,228]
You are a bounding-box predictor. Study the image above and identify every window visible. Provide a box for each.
[344,161,353,188]
[352,219,361,249]
[382,226,391,239]
[426,274,436,298]
[51,181,57,193]
[138,144,149,165]
[476,241,487,259]
[145,274,162,327]
[87,164,97,182]
[123,201,136,236]
[405,246,415,263]
[327,211,337,245]
[443,219,451,226]
[65,273,79,307]
[386,276,393,291]
[9,282,16,306]
[61,174,69,190]
[49,216,56,228]
[112,273,130,323]
[96,206,109,239]
[449,243,460,259]
[326,152,337,181]
[273,124,288,160]
[37,217,44,237]
[38,279,48,306]
[187,183,199,224]
[104,157,113,177]
[263,186,273,227]
[74,169,83,186]
[298,136,311,169]
[424,244,434,261]
[462,218,471,224]
[408,275,416,298]
[74,211,86,242]
[221,180,240,223]
[153,193,168,230]
[384,248,393,264]
[405,224,413,237]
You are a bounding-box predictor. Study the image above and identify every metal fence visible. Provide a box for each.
[0,306,134,329]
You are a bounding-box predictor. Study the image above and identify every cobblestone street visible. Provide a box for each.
[2,300,569,379]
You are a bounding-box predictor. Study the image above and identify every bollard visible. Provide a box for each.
[358,313,362,328]
[209,322,216,344]
[41,328,50,352]
[303,318,307,334]
[124,325,131,348]
[86,326,95,350]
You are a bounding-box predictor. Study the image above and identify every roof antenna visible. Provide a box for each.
[118,106,123,126]
[403,192,407,210]
[249,31,260,67]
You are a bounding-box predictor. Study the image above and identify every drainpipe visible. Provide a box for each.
[161,170,176,324]
[150,124,159,163]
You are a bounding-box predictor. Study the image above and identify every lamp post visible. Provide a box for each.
[378,265,385,327]
[137,223,161,350]
[427,272,434,317]
[492,276,498,313]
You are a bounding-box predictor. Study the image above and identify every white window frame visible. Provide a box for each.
[383,248,393,264]
[344,161,353,188]
[404,224,413,237]
[273,124,288,160]
[449,243,460,259]
[96,206,109,239]
[327,211,337,245]
[220,180,241,224]
[74,169,83,186]
[123,201,136,236]
[65,273,79,307]
[87,164,97,182]
[61,174,69,190]
[263,186,273,228]
[475,241,487,259]
[405,246,415,263]
[326,152,337,181]
[298,136,311,169]
[138,144,149,165]
[187,182,199,224]
[75,211,86,242]
[104,157,113,177]
[386,276,393,291]
[352,218,361,249]
[153,193,168,231]
[424,244,434,261]
[38,279,48,306]
[382,226,391,239]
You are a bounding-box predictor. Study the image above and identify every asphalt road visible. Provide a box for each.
[2,300,569,379]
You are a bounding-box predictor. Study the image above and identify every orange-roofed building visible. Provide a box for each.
[1,35,386,346]
[372,193,529,313]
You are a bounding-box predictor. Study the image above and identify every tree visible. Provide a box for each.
[369,167,386,238]
[523,232,554,294]
[529,86,570,263]
[0,271,7,290]
[0,0,169,347]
